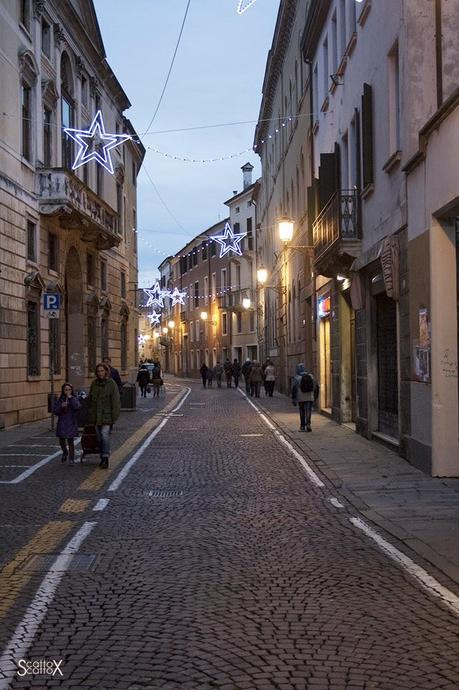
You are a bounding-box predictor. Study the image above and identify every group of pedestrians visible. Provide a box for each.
[136,360,162,398]
[199,358,277,399]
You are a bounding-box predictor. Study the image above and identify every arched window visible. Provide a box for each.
[61,53,74,168]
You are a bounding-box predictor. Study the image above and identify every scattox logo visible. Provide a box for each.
[16,658,64,677]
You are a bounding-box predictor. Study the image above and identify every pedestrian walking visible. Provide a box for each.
[87,362,121,468]
[232,359,241,388]
[264,360,276,397]
[291,363,319,432]
[241,358,252,394]
[249,360,263,398]
[136,364,150,398]
[207,366,214,388]
[262,360,269,396]
[224,359,233,388]
[102,356,123,393]
[200,362,208,388]
[53,382,80,465]
[214,361,224,388]
[151,362,162,397]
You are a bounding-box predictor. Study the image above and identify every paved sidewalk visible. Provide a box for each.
[251,388,459,587]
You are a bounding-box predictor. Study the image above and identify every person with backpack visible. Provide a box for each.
[241,358,252,394]
[291,363,319,432]
[136,364,150,398]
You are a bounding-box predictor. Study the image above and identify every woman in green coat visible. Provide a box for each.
[88,362,121,468]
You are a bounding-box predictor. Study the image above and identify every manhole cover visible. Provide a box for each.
[148,489,183,498]
[23,554,96,572]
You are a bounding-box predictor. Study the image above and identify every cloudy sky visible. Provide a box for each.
[93,0,280,287]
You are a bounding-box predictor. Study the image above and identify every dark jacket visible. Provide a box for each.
[232,361,241,376]
[137,369,150,386]
[88,378,121,426]
[249,363,263,383]
[109,366,123,391]
[53,395,80,438]
[291,363,319,403]
[200,364,208,376]
[242,360,252,377]
[151,365,161,380]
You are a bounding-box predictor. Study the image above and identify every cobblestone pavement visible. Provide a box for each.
[1,380,459,689]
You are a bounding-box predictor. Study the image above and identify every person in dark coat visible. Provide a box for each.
[151,363,162,397]
[88,363,121,468]
[207,365,214,388]
[224,359,233,388]
[53,382,81,465]
[249,361,263,398]
[241,359,252,394]
[200,362,208,388]
[136,365,150,397]
[232,359,241,388]
[102,356,123,393]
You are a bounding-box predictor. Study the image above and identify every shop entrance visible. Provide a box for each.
[376,294,398,437]
[320,316,332,410]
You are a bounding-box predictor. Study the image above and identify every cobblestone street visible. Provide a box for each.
[1,380,459,689]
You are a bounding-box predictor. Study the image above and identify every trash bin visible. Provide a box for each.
[120,383,136,410]
[47,393,57,413]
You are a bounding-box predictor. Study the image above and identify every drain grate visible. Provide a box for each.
[23,554,96,572]
[148,489,183,498]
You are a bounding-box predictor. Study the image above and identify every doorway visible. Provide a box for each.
[320,316,332,410]
[376,294,398,437]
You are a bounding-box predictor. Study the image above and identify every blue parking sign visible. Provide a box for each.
[43,294,61,311]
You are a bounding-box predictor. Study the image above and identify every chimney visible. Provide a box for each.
[241,162,254,190]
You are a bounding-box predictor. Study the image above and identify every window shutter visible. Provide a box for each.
[361,82,374,188]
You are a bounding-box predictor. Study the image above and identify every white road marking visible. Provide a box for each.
[240,433,264,437]
[1,465,33,468]
[189,402,205,406]
[7,444,60,448]
[0,439,81,484]
[329,497,344,508]
[350,517,459,617]
[0,453,49,456]
[0,521,97,689]
[93,498,110,512]
[239,389,325,488]
[108,388,191,492]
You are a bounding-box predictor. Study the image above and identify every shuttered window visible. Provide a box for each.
[361,83,374,189]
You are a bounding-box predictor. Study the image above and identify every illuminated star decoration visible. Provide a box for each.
[211,222,247,258]
[236,0,258,13]
[169,287,187,306]
[147,311,161,326]
[144,281,167,309]
[63,110,131,174]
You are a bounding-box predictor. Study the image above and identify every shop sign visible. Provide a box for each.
[318,295,331,318]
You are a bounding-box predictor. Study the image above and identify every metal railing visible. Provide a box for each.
[312,189,359,260]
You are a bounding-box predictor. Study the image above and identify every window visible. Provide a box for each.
[236,312,242,333]
[194,281,199,308]
[236,265,241,290]
[322,37,329,96]
[331,12,338,74]
[339,0,347,55]
[100,261,107,291]
[211,240,216,258]
[313,65,319,122]
[235,206,240,213]
[204,276,208,305]
[27,301,40,376]
[61,97,74,169]
[202,241,208,261]
[222,312,228,336]
[132,209,137,253]
[96,164,104,196]
[132,161,136,185]
[121,271,126,298]
[27,220,36,262]
[49,318,61,374]
[246,217,254,251]
[43,107,52,166]
[221,268,227,292]
[190,321,194,343]
[22,83,32,161]
[20,0,30,31]
[81,75,88,108]
[87,315,97,373]
[249,311,255,332]
[41,19,51,57]
[192,247,198,266]
[195,321,200,341]
[86,253,94,286]
[101,318,109,360]
[388,41,401,155]
[117,183,123,234]
[211,272,216,301]
[120,321,127,371]
[361,83,374,188]
[48,233,58,271]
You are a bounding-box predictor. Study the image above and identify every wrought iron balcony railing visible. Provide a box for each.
[312,190,360,261]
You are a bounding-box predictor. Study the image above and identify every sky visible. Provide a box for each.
[93,0,280,287]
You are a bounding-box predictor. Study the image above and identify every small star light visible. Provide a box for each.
[211,222,247,258]
[147,311,161,326]
[236,0,258,13]
[144,281,166,308]
[169,287,187,306]
[63,110,131,174]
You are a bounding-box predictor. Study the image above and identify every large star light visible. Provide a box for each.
[63,110,131,174]
[211,222,247,258]
[236,0,258,13]
[169,287,187,306]
[147,311,161,326]
[144,281,167,309]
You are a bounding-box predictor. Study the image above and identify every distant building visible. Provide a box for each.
[0,0,144,427]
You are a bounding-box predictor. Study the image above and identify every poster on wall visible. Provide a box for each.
[419,308,430,348]
[414,345,430,383]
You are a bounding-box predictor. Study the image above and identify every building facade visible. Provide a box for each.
[0,0,144,427]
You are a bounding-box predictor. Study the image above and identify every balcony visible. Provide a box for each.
[218,288,254,311]
[312,190,361,276]
[37,168,121,250]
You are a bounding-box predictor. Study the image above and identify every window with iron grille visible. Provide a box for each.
[194,281,199,307]
[48,233,58,271]
[27,221,36,262]
[87,315,97,374]
[49,318,61,374]
[361,83,374,189]
[27,300,40,376]
[120,321,127,371]
[121,271,126,298]
[101,318,109,360]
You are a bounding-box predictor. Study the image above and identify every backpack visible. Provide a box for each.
[300,372,314,393]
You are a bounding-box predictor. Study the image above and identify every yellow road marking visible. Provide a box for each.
[0,520,73,620]
[58,498,90,513]
[79,388,186,492]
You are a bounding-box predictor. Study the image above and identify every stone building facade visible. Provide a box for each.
[0,0,144,428]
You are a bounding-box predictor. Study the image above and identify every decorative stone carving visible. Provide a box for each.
[33,0,45,17]
[24,270,46,294]
[114,163,125,184]
[18,49,39,85]
[75,55,85,77]
[89,75,99,97]
[53,23,65,46]
[42,79,59,108]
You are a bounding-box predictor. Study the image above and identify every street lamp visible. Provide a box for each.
[278,216,294,243]
[162,327,169,334]
[242,297,251,310]
[168,320,175,329]
[257,266,268,285]
[200,311,216,325]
